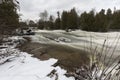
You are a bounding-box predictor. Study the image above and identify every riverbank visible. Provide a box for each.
[0,36,74,80]
[19,37,90,72]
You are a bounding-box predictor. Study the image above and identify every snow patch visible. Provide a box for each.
[0,36,74,80]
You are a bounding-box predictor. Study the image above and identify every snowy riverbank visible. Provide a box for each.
[0,36,74,80]
[0,29,120,80]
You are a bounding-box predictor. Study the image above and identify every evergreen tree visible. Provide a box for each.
[48,15,54,30]
[67,8,79,29]
[61,8,79,30]
[38,19,44,29]
[79,12,88,30]
[55,11,61,29]
[106,8,112,20]
[19,21,28,28]
[94,9,107,32]
[0,0,19,34]
[106,8,113,29]
[61,11,68,30]
[80,11,95,31]
[29,20,37,27]
[111,10,120,29]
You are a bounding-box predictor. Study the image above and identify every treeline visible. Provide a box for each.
[1,0,120,34]
[80,9,120,32]
[37,8,120,32]
[38,8,79,30]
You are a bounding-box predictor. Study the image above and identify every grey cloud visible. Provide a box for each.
[17,0,120,21]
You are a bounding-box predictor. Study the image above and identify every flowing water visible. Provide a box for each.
[21,30,120,71]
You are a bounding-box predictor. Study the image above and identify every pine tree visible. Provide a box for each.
[55,11,61,29]
[80,11,92,31]
[94,9,107,32]
[48,15,54,30]
[67,8,79,29]
[80,10,95,31]
[106,8,113,29]
[87,10,95,31]
[0,0,19,34]
[38,19,44,29]
[29,20,37,27]
[61,8,79,30]
[111,10,120,29]
[61,11,68,30]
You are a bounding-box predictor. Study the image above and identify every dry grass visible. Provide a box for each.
[66,36,120,80]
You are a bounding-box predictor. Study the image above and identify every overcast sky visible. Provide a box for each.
[17,0,120,21]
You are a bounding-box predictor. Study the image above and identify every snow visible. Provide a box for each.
[0,36,74,80]
[0,53,74,80]
[35,30,65,33]
[55,37,71,43]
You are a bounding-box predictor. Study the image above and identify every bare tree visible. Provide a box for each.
[39,10,48,21]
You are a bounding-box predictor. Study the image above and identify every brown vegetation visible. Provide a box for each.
[19,37,90,72]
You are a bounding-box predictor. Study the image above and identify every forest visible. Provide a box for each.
[1,0,120,35]
[37,8,120,32]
